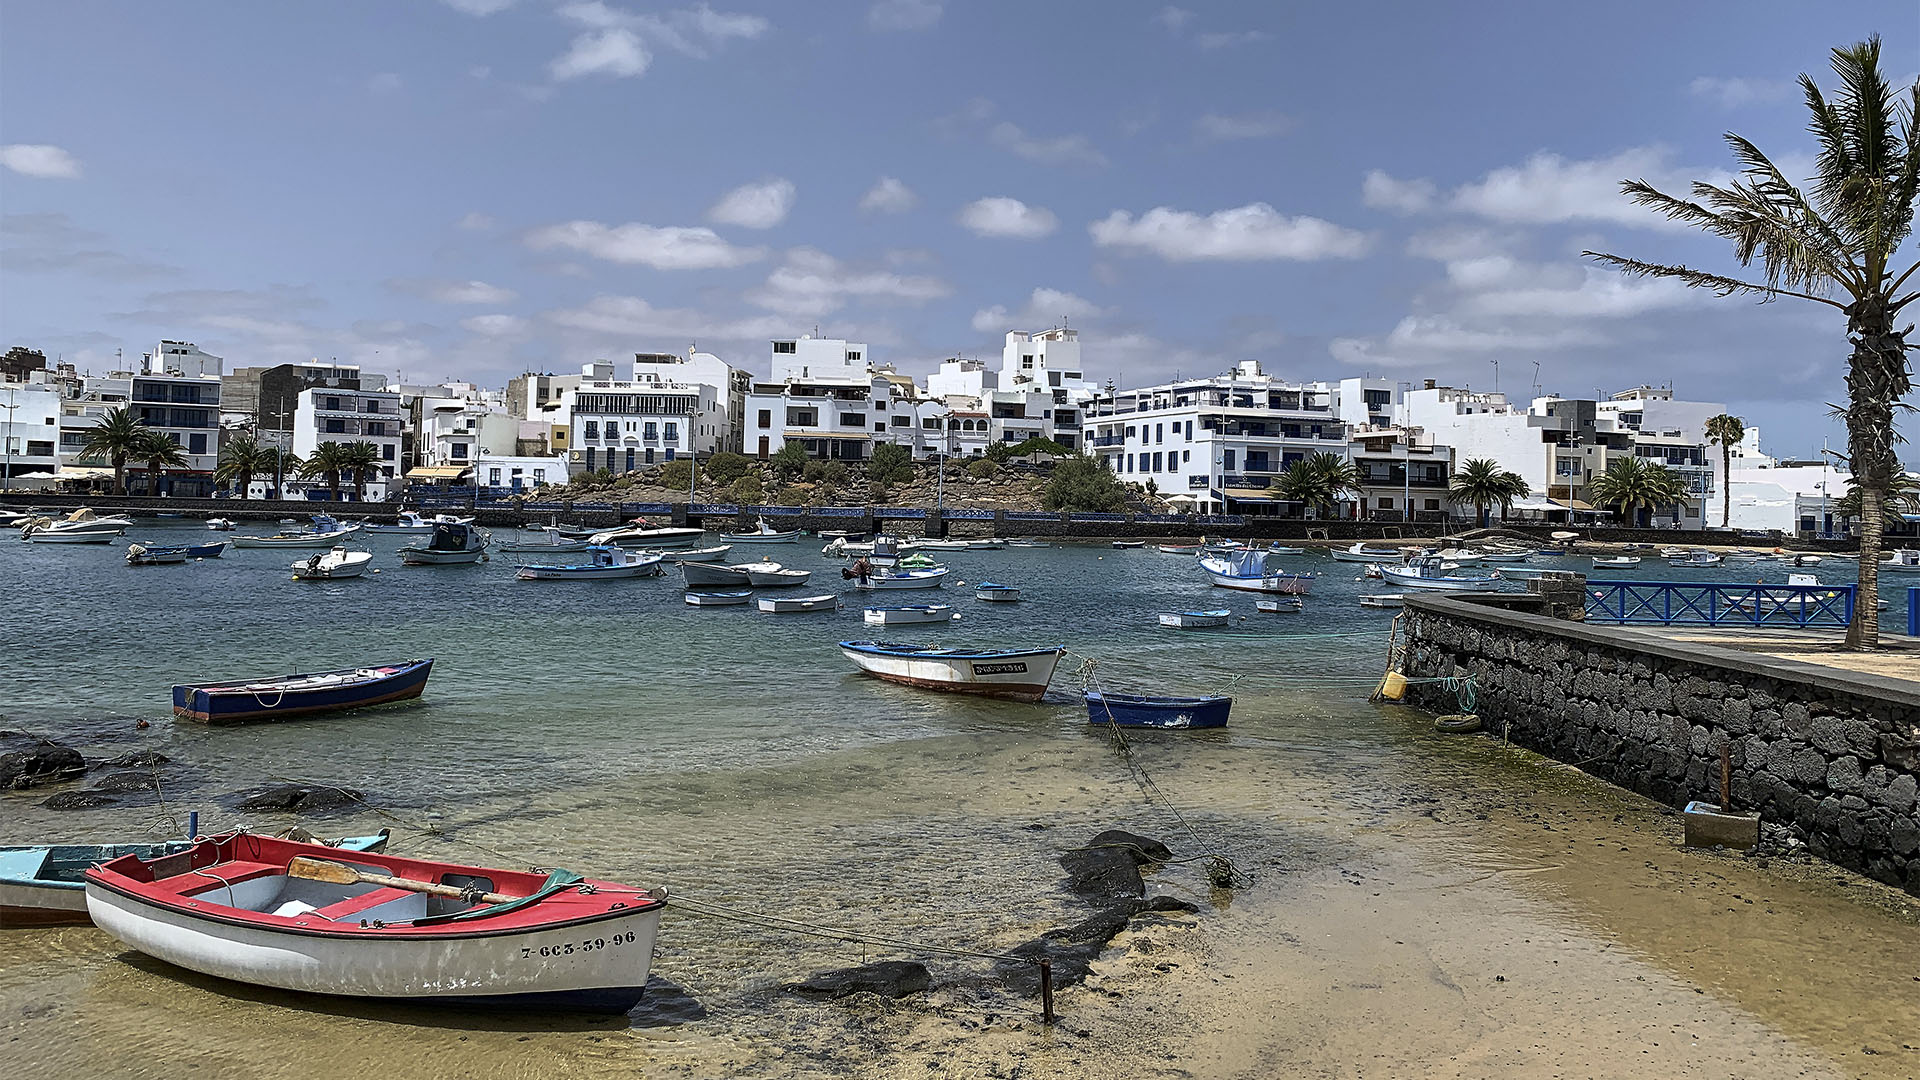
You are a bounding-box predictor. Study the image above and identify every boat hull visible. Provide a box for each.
[173,660,433,725]
[839,642,1064,702]
[1084,692,1231,730]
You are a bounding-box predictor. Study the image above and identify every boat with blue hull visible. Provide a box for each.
[1084,691,1232,730]
[0,832,390,928]
[172,659,434,725]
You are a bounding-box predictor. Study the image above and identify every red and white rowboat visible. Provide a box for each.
[84,834,666,1013]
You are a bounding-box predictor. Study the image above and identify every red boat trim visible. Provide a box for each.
[84,875,664,941]
[174,683,427,723]
[857,671,1049,702]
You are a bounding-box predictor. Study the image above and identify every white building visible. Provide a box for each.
[745,337,948,461]
[292,384,404,499]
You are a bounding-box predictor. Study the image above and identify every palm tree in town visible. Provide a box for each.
[339,441,385,501]
[1447,457,1531,529]
[135,430,188,496]
[76,406,148,495]
[1584,37,1918,647]
[1589,457,1688,527]
[1268,452,1360,519]
[1703,414,1745,528]
[214,434,266,497]
[299,442,352,501]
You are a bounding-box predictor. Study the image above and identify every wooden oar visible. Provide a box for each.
[287,857,513,904]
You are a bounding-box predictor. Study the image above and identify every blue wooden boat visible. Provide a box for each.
[0,831,389,927]
[172,659,434,725]
[1084,691,1232,730]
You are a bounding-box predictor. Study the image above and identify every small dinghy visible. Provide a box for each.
[173,658,434,724]
[515,546,662,581]
[1084,691,1231,730]
[126,543,191,566]
[838,641,1066,701]
[84,834,666,1012]
[719,518,801,543]
[974,582,1021,602]
[1255,598,1303,613]
[863,604,954,625]
[1,832,389,928]
[292,546,373,580]
[1159,609,1230,629]
[759,593,837,613]
[684,590,752,606]
[1358,594,1406,609]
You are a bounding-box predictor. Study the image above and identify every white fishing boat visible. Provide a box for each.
[719,519,801,543]
[1200,549,1314,595]
[1255,598,1303,613]
[1882,548,1920,573]
[1331,542,1403,563]
[838,641,1065,702]
[1593,555,1642,568]
[396,522,490,565]
[1358,594,1406,609]
[848,567,949,590]
[974,582,1021,602]
[206,517,235,531]
[1159,609,1231,629]
[684,590,752,606]
[863,604,955,625]
[515,546,663,581]
[363,511,475,535]
[1666,549,1725,567]
[1380,555,1501,592]
[588,523,706,549]
[758,593,838,613]
[291,547,373,580]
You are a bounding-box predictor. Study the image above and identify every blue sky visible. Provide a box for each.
[2,0,1915,459]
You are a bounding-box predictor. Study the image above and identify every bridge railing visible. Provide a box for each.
[1585,580,1855,629]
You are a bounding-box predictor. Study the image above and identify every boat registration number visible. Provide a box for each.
[521,930,640,959]
[972,662,1027,675]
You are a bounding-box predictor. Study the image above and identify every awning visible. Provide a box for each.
[782,431,871,440]
[405,466,473,480]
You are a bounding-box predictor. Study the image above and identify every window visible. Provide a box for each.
[188,433,207,455]
[773,341,797,354]
[664,422,677,441]
[325,419,345,434]
[757,409,771,428]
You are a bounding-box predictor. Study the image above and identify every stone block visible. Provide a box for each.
[1683,802,1760,849]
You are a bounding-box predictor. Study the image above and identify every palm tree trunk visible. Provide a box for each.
[1841,297,1911,649]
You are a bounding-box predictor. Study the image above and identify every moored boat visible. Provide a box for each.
[838,641,1065,701]
[974,582,1021,602]
[83,834,666,1012]
[684,590,752,606]
[1084,691,1231,730]
[1159,609,1231,629]
[291,546,373,580]
[515,546,662,580]
[173,659,434,724]
[758,593,838,613]
[863,604,954,625]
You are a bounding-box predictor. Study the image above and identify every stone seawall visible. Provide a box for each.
[1399,596,1920,895]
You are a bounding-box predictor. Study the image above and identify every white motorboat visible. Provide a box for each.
[758,594,838,613]
[1593,555,1642,568]
[848,567,949,590]
[396,522,490,565]
[1881,548,1920,573]
[206,517,235,531]
[1159,609,1231,629]
[1255,598,1303,613]
[514,546,663,581]
[1332,542,1403,563]
[863,604,955,625]
[974,582,1021,602]
[291,547,373,580]
[364,511,475,535]
[588,523,707,549]
[1380,555,1501,592]
[719,519,800,543]
[837,641,1065,702]
[684,590,752,606]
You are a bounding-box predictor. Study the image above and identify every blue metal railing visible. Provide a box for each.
[1585,580,1855,629]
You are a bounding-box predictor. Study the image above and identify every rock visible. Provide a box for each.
[232,782,365,813]
[103,751,170,769]
[1058,847,1144,903]
[87,771,160,795]
[0,744,87,790]
[42,790,118,810]
[1086,830,1174,865]
[784,961,931,999]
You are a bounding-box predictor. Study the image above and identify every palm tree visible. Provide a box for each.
[299,442,352,501]
[1447,457,1531,528]
[1584,37,1917,647]
[338,441,384,501]
[1268,452,1360,519]
[135,430,188,496]
[1589,457,1688,527]
[215,434,265,497]
[1703,414,1745,528]
[76,407,148,495]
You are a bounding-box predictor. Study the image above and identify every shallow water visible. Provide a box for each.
[2,530,1914,1079]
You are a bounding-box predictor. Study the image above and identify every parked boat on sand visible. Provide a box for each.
[838,641,1065,701]
[173,659,434,724]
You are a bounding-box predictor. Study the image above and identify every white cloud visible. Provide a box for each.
[707,177,796,229]
[859,176,918,214]
[1194,111,1293,142]
[988,121,1107,167]
[1153,6,1194,31]
[390,278,518,305]
[958,197,1058,239]
[442,0,515,14]
[1362,169,1436,214]
[0,144,81,179]
[970,287,1104,333]
[367,72,402,94]
[1090,203,1370,261]
[747,247,950,318]
[868,0,942,31]
[1689,76,1793,109]
[524,220,766,269]
[461,314,529,337]
[551,28,649,79]
[1195,29,1269,49]
[456,212,495,231]
[1448,147,1729,229]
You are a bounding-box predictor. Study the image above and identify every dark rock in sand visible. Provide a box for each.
[0,744,87,789]
[103,751,170,769]
[42,790,119,810]
[232,782,365,813]
[1058,847,1144,902]
[87,771,161,795]
[784,960,932,999]
[1088,830,1174,865]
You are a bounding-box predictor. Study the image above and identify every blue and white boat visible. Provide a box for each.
[1379,555,1501,592]
[974,582,1021,602]
[1159,609,1231,629]
[1200,549,1314,595]
[839,641,1065,702]
[1083,691,1231,730]
[515,546,663,581]
[0,831,390,928]
[172,659,434,725]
